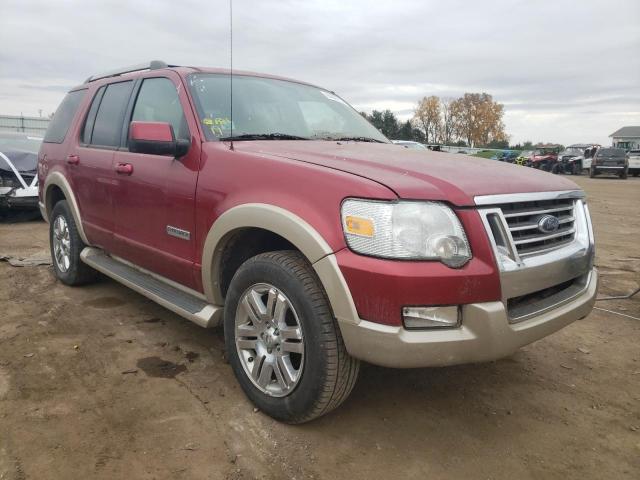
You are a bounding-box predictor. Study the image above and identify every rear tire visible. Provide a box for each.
[49,200,98,286]
[224,250,360,423]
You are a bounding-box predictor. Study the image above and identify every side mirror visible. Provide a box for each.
[129,121,190,157]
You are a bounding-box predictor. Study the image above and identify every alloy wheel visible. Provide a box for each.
[235,283,305,397]
[52,214,71,273]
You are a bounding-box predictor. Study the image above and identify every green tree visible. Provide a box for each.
[398,120,413,141]
[381,110,399,138]
[368,110,385,133]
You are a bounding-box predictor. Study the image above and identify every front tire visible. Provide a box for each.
[49,200,98,285]
[620,168,628,179]
[572,161,582,175]
[224,251,360,423]
[589,166,598,178]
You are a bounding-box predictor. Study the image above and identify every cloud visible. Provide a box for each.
[1,0,638,145]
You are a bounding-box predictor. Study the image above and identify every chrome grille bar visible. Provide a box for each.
[502,204,574,218]
[512,227,576,245]
[476,193,579,258]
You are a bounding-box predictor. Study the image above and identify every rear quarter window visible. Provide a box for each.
[43,89,86,143]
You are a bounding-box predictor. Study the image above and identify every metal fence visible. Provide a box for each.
[0,115,50,137]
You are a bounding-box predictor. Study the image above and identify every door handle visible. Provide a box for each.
[66,154,80,165]
[115,163,134,175]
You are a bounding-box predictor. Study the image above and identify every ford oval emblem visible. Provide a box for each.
[538,214,560,233]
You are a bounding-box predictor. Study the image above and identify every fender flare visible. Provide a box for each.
[43,171,90,245]
[201,203,360,326]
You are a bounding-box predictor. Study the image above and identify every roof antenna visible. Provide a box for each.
[229,0,234,151]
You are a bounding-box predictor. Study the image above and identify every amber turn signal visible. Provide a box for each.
[344,215,374,238]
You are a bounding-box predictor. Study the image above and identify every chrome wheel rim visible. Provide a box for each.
[52,215,71,273]
[235,283,305,397]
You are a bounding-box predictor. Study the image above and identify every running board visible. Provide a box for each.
[80,247,222,328]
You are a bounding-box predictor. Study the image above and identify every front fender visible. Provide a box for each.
[201,203,360,326]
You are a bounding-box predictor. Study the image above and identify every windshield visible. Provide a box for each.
[563,147,583,154]
[188,73,388,142]
[0,135,42,154]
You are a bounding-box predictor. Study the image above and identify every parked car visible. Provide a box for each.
[627,149,640,177]
[557,144,588,175]
[556,144,600,175]
[589,147,629,179]
[527,147,560,172]
[39,61,598,423]
[0,132,42,212]
[515,150,533,166]
[499,150,519,163]
[391,140,428,150]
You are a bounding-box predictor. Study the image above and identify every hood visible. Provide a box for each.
[0,150,37,174]
[233,141,579,206]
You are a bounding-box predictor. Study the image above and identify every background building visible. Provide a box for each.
[609,126,640,150]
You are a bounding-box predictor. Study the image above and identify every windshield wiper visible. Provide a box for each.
[320,136,386,143]
[220,133,309,141]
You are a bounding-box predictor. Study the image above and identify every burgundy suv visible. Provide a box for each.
[38,61,598,423]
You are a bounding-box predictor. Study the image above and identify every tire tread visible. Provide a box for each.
[230,250,359,423]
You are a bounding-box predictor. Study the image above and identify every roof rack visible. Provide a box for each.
[84,60,177,83]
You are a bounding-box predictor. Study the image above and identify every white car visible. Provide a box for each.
[391,140,428,150]
[0,132,42,212]
[628,149,640,177]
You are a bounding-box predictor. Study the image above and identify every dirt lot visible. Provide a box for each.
[1,176,639,480]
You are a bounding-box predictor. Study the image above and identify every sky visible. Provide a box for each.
[1,0,638,146]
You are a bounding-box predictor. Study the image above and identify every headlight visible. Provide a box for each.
[341,199,471,267]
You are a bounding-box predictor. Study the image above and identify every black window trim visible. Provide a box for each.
[79,79,135,151]
[119,75,191,152]
[79,85,106,148]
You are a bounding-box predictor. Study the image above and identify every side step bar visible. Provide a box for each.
[80,247,222,328]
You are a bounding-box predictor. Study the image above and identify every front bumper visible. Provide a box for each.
[0,187,39,210]
[340,268,598,368]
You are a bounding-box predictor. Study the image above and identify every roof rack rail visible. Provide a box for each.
[84,60,176,83]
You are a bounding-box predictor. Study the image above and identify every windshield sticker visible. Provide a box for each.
[203,117,233,136]
[320,91,347,105]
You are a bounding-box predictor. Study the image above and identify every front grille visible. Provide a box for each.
[499,198,576,257]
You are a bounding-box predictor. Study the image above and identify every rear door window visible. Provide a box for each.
[130,77,189,141]
[43,89,86,143]
[82,86,105,144]
[90,81,134,147]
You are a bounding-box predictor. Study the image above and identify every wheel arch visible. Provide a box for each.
[201,203,359,326]
[43,172,90,245]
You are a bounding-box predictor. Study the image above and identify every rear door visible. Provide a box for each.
[70,80,134,248]
[110,73,201,289]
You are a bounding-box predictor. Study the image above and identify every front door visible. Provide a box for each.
[110,73,201,289]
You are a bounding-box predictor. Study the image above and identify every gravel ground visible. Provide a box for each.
[0,176,639,479]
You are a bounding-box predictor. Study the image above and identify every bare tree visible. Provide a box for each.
[438,97,461,145]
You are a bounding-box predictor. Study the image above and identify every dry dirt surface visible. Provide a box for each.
[1,176,639,480]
